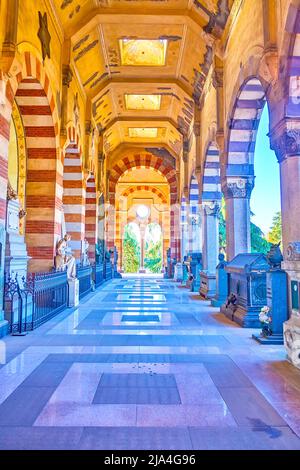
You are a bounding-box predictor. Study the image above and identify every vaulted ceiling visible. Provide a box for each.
[53,0,234,158]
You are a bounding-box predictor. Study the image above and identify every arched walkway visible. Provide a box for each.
[223,78,267,260]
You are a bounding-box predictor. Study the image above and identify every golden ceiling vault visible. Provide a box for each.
[43,1,233,157]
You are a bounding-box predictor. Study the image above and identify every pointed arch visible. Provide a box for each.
[0,51,60,271]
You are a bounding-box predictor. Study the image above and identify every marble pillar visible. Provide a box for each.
[200,202,220,298]
[270,124,300,367]
[222,179,253,261]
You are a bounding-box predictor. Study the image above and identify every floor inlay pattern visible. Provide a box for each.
[0,276,300,449]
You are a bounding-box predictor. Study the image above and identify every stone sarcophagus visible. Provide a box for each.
[221,253,270,328]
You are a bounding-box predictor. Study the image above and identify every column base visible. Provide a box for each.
[211,298,226,308]
[252,333,284,345]
[283,316,300,370]
[0,320,9,338]
[199,272,216,299]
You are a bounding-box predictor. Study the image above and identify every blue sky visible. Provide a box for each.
[250,105,281,234]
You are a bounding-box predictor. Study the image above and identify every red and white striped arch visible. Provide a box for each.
[109,153,178,205]
[0,52,60,272]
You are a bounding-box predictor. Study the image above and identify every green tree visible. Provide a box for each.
[268,211,282,244]
[251,221,271,253]
[123,224,140,273]
[145,223,163,273]
[219,198,227,254]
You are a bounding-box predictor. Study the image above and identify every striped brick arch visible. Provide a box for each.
[227,78,266,176]
[109,153,177,205]
[85,174,97,262]
[62,143,85,259]
[202,143,222,203]
[0,52,60,272]
[108,152,178,256]
[119,186,168,205]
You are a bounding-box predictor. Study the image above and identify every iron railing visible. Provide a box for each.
[77,265,92,298]
[104,261,113,280]
[31,271,68,329]
[93,263,104,288]
[4,270,68,333]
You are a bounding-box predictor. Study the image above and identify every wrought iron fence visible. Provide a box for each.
[93,263,104,288]
[4,271,68,333]
[77,265,92,298]
[31,271,68,329]
[104,261,113,280]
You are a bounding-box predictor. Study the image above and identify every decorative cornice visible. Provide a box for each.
[85,120,92,135]
[222,178,254,199]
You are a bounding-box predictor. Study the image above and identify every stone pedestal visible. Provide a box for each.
[68,278,79,307]
[253,269,288,345]
[211,255,228,307]
[200,271,217,299]
[201,203,219,298]
[181,261,189,286]
[174,263,183,282]
[4,199,30,331]
[189,253,202,292]
[284,316,300,370]
[5,199,30,280]
[0,338,6,363]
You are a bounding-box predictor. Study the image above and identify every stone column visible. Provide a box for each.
[270,126,300,254]
[200,202,220,298]
[222,178,254,261]
[270,124,300,367]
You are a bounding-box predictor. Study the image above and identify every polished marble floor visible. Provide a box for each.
[1,276,300,449]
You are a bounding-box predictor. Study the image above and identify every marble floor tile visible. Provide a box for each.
[78,427,193,450]
[0,275,300,449]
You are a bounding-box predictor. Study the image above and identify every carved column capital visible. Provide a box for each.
[62,65,73,87]
[270,124,300,163]
[212,68,223,89]
[182,138,189,163]
[222,178,254,199]
[193,122,201,137]
[203,201,221,217]
[85,120,92,135]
